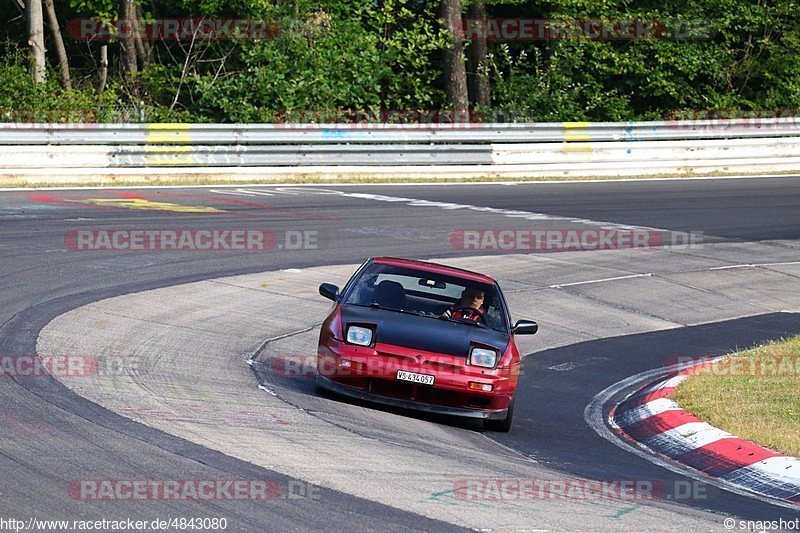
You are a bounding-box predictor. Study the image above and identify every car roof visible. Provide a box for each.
[372,257,495,284]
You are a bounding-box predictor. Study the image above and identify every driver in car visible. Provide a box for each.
[442,287,485,322]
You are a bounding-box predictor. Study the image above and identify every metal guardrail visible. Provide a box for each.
[1,118,799,145]
[2,118,800,175]
[4,136,800,168]
[0,144,496,167]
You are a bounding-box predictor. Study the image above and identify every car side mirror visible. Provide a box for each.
[319,283,339,301]
[512,319,538,335]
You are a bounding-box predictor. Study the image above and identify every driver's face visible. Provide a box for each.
[462,289,484,309]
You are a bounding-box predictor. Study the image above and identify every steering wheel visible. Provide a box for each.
[449,306,483,321]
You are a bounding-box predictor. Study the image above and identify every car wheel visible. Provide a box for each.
[484,395,514,432]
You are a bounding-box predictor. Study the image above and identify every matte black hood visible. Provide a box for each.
[340,304,509,357]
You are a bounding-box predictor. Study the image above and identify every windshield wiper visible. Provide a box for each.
[363,302,415,316]
[441,315,487,328]
[368,302,395,311]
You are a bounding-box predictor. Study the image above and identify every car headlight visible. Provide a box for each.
[469,346,498,368]
[346,325,373,347]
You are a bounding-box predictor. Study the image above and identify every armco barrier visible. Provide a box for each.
[2,119,800,177]
[0,144,495,168]
[2,118,800,145]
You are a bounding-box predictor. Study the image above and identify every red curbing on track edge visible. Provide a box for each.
[609,359,800,506]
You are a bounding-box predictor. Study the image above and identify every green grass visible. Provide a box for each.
[673,336,800,457]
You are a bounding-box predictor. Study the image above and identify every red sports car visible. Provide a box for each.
[316,257,537,431]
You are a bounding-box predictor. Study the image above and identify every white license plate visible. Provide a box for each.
[396,370,435,386]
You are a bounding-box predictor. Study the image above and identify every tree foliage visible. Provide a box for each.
[1,0,799,122]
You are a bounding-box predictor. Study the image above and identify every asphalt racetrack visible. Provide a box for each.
[2,176,800,531]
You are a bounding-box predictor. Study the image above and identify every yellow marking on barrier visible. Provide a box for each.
[563,121,591,141]
[67,198,225,213]
[145,123,191,143]
[143,123,195,165]
[145,145,194,152]
[144,144,196,166]
[561,143,593,152]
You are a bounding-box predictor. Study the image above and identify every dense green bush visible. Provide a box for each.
[191,2,448,122]
[488,0,800,121]
[0,46,118,122]
[3,0,800,122]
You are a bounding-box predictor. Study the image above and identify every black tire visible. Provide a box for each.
[484,395,514,432]
[313,374,328,395]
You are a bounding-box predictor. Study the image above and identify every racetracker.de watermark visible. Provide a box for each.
[1,517,228,532]
[460,18,715,40]
[273,109,489,127]
[449,229,702,252]
[666,355,800,376]
[67,18,280,41]
[68,479,320,501]
[65,229,318,252]
[271,354,525,379]
[667,109,800,129]
[0,354,137,378]
[454,478,712,502]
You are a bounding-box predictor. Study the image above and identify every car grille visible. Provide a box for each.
[368,379,487,409]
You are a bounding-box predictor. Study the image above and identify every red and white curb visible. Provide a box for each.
[607,359,799,507]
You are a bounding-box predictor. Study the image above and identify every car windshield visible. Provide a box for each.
[344,263,509,333]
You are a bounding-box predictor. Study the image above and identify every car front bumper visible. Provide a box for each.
[316,374,509,420]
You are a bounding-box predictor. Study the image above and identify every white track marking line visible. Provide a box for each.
[209,189,257,197]
[258,384,278,396]
[274,187,343,195]
[235,188,275,196]
[547,356,608,372]
[337,191,664,231]
[709,261,800,270]
[548,261,800,291]
[549,273,653,289]
[207,187,331,197]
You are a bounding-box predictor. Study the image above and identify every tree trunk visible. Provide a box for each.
[43,0,71,89]
[467,0,490,108]
[134,1,150,70]
[98,45,108,94]
[439,0,469,122]
[120,0,138,94]
[26,0,46,84]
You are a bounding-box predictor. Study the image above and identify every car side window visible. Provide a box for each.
[347,273,377,305]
